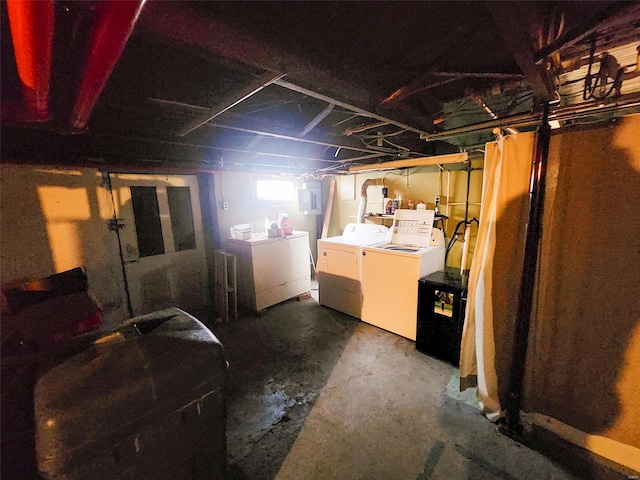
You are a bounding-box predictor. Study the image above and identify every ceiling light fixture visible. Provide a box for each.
[348,152,468,172]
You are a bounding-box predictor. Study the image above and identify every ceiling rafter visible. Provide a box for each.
[534,2,640,64]
[488,3,556,103]
[274,79,432,138]
[138,1,431,133]
[139,97,396,155]
[176,71,285,136]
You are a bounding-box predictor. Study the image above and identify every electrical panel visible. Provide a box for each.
[298,180,322,215]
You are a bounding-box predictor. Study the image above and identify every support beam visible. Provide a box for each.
[299,103,335,137]
[140,2,374,114]
[488,3,555,103]
[145,98,382,155]
[534,2,638,64]
[275,79,432,138]
[176,72,284,136]
[209,122,380,155]
[139,1,431,133]
[321,178,336,239]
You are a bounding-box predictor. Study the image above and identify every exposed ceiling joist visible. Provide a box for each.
[139,2,420,127]
[299,103,335,137]
[176,71,284,136]
[488,3,556,103]
[208,123,378,155]
[140,97,393,156]
[275,79,432,137]
[534,2,640,64]
[3,1,640,175]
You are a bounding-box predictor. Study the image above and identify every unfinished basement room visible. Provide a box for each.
[2,1,640,479]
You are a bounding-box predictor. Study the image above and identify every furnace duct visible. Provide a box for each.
[357,179,376,223]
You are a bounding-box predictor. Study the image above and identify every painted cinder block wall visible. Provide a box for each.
[332,162,483,271]
[2,116,638,466]
[0,166,129,328]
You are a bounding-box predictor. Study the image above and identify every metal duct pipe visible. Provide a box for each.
[6,0,55,121]
[68,0,146,132]
[357,179,377,223]
[422,91,640,142]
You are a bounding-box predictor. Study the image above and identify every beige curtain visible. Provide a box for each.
[523,115,640,462]
[459,132,535,421]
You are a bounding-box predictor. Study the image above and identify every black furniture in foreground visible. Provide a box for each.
[416,269,468,366]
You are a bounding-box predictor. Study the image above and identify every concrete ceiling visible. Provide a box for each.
[2,1,640,175]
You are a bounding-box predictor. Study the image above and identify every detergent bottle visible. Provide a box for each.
[280,213,293,236]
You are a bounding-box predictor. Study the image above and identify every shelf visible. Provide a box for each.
[364,214,394,219]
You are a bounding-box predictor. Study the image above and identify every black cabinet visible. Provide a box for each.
[416,269,468,366]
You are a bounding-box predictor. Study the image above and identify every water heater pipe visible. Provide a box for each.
[6,0,55,122]
[68,0,146,132]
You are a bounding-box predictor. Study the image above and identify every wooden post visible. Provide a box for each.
[321,178,336,239]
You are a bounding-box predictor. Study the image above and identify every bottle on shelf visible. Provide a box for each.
[264,211,271,235]
[280,213,293,236]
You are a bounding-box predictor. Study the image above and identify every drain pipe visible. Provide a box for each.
[503,102,551,436]
[357,179,376,223]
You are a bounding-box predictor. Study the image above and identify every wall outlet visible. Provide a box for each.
[223,201,229,210]
[434,195,440,205]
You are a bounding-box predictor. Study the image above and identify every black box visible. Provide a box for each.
[416,270,467,366]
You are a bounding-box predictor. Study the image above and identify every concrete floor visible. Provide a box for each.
[197,285,585,480]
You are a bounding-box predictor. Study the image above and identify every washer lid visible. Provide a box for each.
[342,223,390,246]
[389,209,435,247]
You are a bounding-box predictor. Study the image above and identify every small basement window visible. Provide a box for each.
[167,186,196,251]
[255,178,296,204]
[130,186,165,257]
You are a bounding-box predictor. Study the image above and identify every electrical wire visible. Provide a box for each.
[382,137,410,151]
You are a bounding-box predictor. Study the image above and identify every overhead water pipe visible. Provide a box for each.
[68,0,146,132]
[6,0,55,122]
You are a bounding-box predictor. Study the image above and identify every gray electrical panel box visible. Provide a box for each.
[298,180,322,215]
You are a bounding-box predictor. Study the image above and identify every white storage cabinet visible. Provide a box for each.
[224,231,310,311]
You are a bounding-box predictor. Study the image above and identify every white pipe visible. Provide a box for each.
[460,224,471,275]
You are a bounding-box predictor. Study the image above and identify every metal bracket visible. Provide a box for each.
[107,218,125,231]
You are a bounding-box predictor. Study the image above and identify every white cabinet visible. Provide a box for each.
[224,231,310,311]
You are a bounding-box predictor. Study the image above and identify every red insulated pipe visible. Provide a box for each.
[6,0,55,122]
[68,0,146,133]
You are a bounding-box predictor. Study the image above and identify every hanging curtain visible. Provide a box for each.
[459,132,535,421]
[521,115,640,469]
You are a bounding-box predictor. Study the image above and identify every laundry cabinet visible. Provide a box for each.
[224,231,310,312]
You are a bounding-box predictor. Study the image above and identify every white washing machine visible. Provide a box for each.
[361,209,445,340]
[317,223,390,318]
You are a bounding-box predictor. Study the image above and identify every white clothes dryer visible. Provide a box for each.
[361,210,445,340]
[317,223,390,318]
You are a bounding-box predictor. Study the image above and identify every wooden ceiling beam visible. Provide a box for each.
[138,2,432,131]
[175,71,284,136]
[488,3,556,103]
[534,2,640,64]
